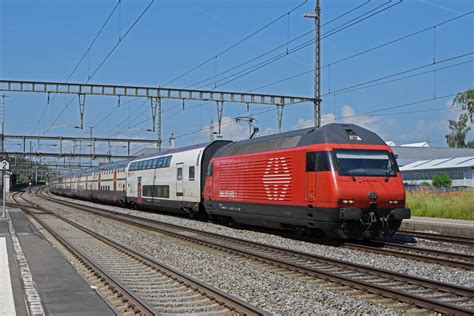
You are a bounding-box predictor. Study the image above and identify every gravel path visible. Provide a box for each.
[28,192,396,314]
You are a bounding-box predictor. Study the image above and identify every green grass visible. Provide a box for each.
[406,190,474,220]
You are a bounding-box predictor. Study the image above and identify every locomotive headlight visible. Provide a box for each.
[389,200,400,205]
[339,199,355,205]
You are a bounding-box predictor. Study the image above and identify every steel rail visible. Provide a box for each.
[11,192,157,316]
[35,190,474,315]
[397,230,474,246]
[343,241,474,270]
[14,191,267,316]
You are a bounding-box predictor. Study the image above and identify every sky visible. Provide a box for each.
[1,0,473,158]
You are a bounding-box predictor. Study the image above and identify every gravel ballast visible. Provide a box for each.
[26,193,397,314]
[25,191,474,313]
[43,191,474,288]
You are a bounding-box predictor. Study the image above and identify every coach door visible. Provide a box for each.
[137,176,142,205]
[176,163,184,199]
[113,170,117,202]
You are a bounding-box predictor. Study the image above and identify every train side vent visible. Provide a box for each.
[345,129,362,141]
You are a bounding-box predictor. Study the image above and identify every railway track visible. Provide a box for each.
[343,240,474,270]
[397,230,474,246]
[25,189,474,315]
[11,191,266,316]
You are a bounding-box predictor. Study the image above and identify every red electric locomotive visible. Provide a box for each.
[204,123,410,239]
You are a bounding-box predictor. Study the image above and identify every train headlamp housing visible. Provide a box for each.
[389,200,401,205]
[338,199,355,205]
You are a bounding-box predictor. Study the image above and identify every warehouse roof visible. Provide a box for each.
[400,156,474,171]
[392,146,474,167]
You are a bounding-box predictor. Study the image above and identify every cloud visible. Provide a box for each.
[261,127,277,136]
[295,113,336,129]
[294,104,407,143]
[340,104,380,126]
[416,0,463,14]
[295,104,378,129]
[200,116,250,141]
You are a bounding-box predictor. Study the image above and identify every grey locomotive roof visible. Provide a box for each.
[214,123,385,157]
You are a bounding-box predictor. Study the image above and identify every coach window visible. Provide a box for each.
[164,156,172,167]
[177,167,183,181]
[157,158,164,168]
[189,166,195,181]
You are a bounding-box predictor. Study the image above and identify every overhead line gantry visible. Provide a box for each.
[0,79,316,147]
[2,134,156,159]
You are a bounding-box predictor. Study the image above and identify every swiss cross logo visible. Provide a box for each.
[263,157,291,201]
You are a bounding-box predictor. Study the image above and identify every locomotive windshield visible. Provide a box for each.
[335,149,398,177]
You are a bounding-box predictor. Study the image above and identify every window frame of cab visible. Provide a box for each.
[306,151,334,172]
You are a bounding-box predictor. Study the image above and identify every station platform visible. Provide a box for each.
[400,216,474,238]
[0,208,115,316]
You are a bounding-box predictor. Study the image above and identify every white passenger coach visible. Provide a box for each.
[51,141,230,216]
[125,141,230,217]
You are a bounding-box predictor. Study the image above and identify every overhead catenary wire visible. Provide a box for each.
[106,99,150,136]
[103,99,184,136]
[189,0,402,90]
[43,0,397,141]
[44,0,154,135]
[176,0,370,89]
[91,97,143,129]
[31,0,122,136]
[52,2,470,146]
[54,53,474,145]
[172,92,459,142]
[186,0,384,89]
[112,2,430,142]
[213,1,409,89]
[248,11,473,92]
[162,1,309,87]
[324,52,473,97]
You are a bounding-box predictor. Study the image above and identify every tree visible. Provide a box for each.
[451,88,474,122]
[446,89,473,148]
[432,173,452,187]
[6,156,52,185]
[446,113,471,148]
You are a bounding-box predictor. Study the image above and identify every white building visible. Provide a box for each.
[400,156,474,187]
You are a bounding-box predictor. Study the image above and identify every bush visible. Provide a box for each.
[420,181,431,186]
[432,173,452,187]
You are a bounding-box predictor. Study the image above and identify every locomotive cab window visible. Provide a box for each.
[189,166,195,181]
[306,151,333,172]
[335,149,397,177]
[177,167,183,180]
[207,162,214,176]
